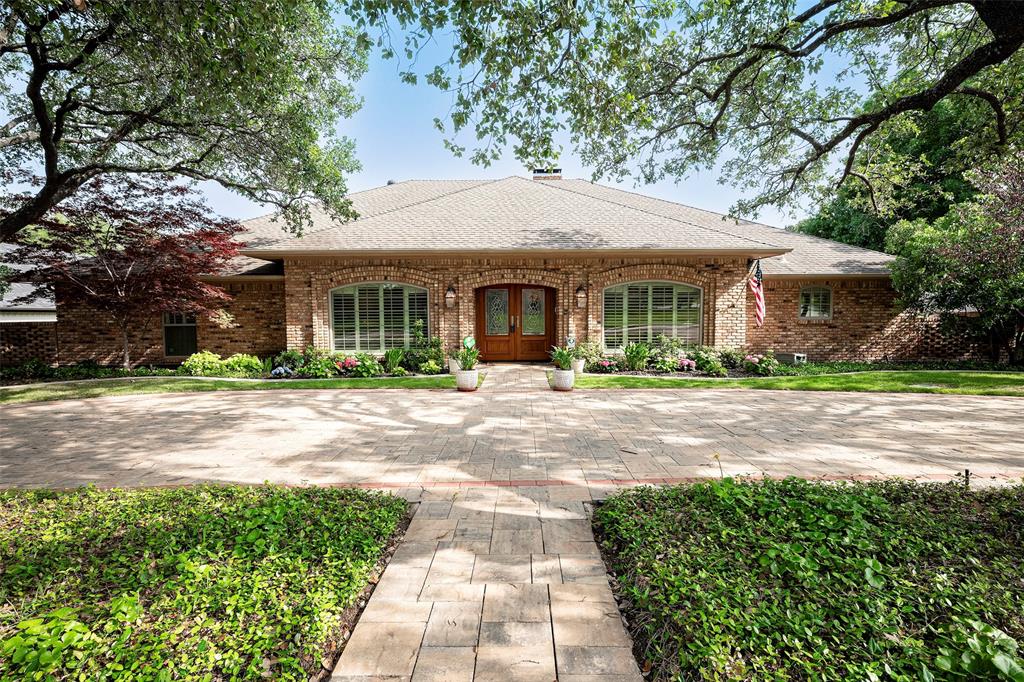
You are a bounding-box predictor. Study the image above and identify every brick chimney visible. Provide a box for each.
[532,168,562,180]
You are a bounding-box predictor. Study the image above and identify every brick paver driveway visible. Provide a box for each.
[3,381,1022,680]
[2,386,1022,489]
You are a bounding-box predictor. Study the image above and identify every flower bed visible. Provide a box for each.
[569,336,1021,380]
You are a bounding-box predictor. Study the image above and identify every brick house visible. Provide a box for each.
[6,174,976,367]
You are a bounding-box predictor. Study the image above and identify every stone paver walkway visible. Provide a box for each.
[2,386,1022,488]
[478,362,551,392]
[334,485,640,681]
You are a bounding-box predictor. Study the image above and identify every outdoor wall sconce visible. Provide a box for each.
[445,285,457,308]
[575,284,587,309]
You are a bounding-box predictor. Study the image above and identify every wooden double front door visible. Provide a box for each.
[475,285,556,361]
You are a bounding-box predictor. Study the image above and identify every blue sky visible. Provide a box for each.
[202,47,804,230]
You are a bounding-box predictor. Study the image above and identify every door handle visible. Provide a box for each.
[510,315,516,333]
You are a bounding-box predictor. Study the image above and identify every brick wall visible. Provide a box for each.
[283,255,751,352]
[746,278,980,361]
[0,322,57,367]
[39,261,982,366]
[53,279,286,366]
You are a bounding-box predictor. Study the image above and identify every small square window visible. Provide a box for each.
[799,287,832,319]
[163,312,197,356]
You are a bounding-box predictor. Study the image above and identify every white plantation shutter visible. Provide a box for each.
[603,282,702,349]
[603,289,625,348]
[331,291,356,350]
[331,284,429,352]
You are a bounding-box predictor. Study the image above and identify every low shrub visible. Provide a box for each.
[742,350,780,376]
[717,347,744,369]
[690,347,727,377]
[418,359,442,375]
[350,353,383,378]
[573,341,604,367]
[295,347,336,378]
[622,342,651,371]
[272,349,304,372]
[221,353,263,378]
[650,356,680,373]
[403,320,444,371]
[650,334,685,363]
[179,350,226,377]
[1,361,179,383]
[678,358,697,372]
[596,479,1024,681]
[16,358,54,380]
[0,486,407,681]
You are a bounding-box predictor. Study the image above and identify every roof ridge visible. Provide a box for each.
[241,179,488,235]
[258,179,499,249]
[536,179,785,250]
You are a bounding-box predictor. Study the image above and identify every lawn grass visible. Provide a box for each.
[0,374,457,404]
[574,370,1024,396]
[0,486,408,681]
[595,479,1024,681]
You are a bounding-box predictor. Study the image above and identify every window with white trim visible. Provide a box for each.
[163,312,197,356]
[603,281,702,349]
[799,286,832,319]
[330,283,428,352]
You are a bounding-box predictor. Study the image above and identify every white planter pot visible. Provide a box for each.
[552,368,575,391]
[455,369,478,392]
[570,358,586,376]
[448,358,462,373]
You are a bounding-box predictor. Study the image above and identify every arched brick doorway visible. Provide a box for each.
[475,284,557,361]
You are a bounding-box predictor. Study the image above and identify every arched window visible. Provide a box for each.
[603,281,702,349]
[330,283,428,352]
[799,286,832,319]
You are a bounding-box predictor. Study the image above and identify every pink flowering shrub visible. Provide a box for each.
[742,350,780,376]
[591,357,620,373]
[678,358,697,372]
[335,356,359,375]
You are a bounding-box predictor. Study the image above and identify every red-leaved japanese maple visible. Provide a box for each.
[8,176,242,368]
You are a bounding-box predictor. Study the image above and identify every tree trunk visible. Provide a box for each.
[120,324,132,370]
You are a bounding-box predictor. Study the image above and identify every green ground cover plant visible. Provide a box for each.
[573,370,1024,396]
[0,375,458,404]
[0,486,408,681]
[595,479,1024,681]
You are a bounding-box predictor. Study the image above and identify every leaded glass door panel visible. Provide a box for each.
[476,284,556,361]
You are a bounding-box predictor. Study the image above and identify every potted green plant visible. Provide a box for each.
[570,348,586,375]
[550,346,576,391]
[454,343,480,392]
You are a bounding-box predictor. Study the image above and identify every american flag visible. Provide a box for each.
[749,260,766,327]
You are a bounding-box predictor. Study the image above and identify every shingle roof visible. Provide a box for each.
[0,245,55,311]
[0,282,54,312]
[239,177,894,277]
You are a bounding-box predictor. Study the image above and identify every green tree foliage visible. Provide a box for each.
[347,0,1023,217]
[0,1,368,240]
[888,152,1024,363]
[793,100,985,251]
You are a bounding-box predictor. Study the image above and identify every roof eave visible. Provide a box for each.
[763,271,892,280]
[240,247,792,260]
